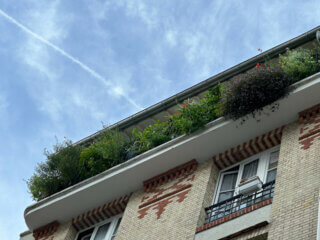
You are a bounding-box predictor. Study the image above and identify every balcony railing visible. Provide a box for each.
[204,180,275,224]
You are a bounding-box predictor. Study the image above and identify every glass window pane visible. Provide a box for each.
[94,223,110,240]
[77,228,94,240]
[242,159,259,179]
[269,151,279,169]
[224,165,239,172]
[111,218,122,240]
[266,169,277,183]
[218,191,234,202]
[220,173,238,191]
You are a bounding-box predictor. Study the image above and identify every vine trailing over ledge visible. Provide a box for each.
[27,47,320,201]
[220,65,291,120]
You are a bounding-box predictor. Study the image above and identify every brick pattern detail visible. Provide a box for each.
[298,103,320,123]
[196,198,272,233]
[142,159,198,191]
[138,173,195,219]
[115,159,219,240]
[72,193,132,231]
[33,221,59,240]
[268,121,320,239]
[212,127,284,170]
[298,114,320,150]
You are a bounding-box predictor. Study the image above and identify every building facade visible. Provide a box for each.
[20,27,320,240]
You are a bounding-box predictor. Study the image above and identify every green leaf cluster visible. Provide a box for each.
[27,140,83,201]
[28,47,320,201]
[221,66,291,120]
[279,48,320,82]
[27,85,222,201]
[128,84,222,156]
[79,130,128,178]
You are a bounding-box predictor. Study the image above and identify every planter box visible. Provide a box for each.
[238,176,262,195]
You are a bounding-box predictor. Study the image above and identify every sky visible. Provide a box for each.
[0,0,319,239]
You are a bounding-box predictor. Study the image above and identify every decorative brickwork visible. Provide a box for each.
[298,114,320,150]
[212,127,284,170]
[138,173,195,219]
[72,193,132,231]
[142,159,198,191]
[115,159,219,240]
[298,103,320,123]
[268,121,320,239]
[33,221,59,240]
[196,198,272,233]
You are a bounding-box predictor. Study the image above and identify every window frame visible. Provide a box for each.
[212,145,280,205]
[215,170,239,203]
[75,214,122,240]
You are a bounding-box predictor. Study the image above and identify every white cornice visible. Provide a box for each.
[25,72,320,230]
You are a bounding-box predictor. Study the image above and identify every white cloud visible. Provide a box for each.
[165,30,177,47]
[88,0,158,29]
[122,1,158,29]
[11,0,141,125]
[15,1,69,121]
[5,2,320,238]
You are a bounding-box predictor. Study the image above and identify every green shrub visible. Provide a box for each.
[129,122,171,155]
[125,84,222,157]
[27,140,83,201]
[279,48,319,82]
[79,130,127,178]
[173,84,222,134]
[28,48,320,201]
[221,66,291,120]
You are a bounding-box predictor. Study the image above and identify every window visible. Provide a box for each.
[266,151,279,183]
[217,166,238,202]
[76,215,122,240]
[242,159,259,179]
[213,146,279,204]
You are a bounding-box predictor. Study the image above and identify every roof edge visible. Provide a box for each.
[76,25,320,146]
[24,71,320,230]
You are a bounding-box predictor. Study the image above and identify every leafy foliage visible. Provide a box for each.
[28,47,320,201]
[129,84,222,155]
[279,48,320,82]
[27,140,83,201]
[220,66,291,120]
[129,122,171,156]
[79,130,128,178]
[173,85,222,133]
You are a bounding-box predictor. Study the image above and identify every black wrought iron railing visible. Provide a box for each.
[204,180,275,224]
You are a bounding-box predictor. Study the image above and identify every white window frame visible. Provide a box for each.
[75,214,122,240]
[212,145,280,205]
[215,170,239,203]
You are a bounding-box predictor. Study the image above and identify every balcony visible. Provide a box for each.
[195,181,275,240]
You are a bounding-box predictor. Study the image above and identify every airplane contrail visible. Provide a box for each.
[0,8,142,110]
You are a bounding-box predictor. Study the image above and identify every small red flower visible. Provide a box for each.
[258,48,262,52]
[182,104,187,108]
[256,62,260,68]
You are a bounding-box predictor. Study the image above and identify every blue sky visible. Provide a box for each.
[0,0,319,239]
